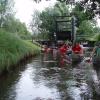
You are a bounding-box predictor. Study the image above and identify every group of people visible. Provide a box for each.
[42,41,100,68]
[58,41,84,65]
[41,41,84,65]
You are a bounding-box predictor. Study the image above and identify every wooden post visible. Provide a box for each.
[71,16,76,46]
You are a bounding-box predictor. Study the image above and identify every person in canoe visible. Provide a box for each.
[72,41,84,62]
[59,43,71,66]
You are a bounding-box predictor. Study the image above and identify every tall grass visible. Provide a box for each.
[0,29,40,74]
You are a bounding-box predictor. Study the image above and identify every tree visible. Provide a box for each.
[0,0,31,39]
[33,0,100,17]
[78,20,95,35]
[3,16,31,39]
[30,10,42,41]
[78,0,100,17]
[73,3,96,27]
[0,0,14,28]
[58,0,100,17]
[30,10,41,34]
[32,0,100,42]
[77,20,100,41]
[31,2,70,40]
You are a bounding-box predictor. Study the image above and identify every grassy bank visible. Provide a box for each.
[0,30,40,74]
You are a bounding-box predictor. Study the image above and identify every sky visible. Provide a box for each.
[14,0,57,26]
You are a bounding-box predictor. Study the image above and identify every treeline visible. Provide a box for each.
[31,1,100,41]
[0,0,31,39]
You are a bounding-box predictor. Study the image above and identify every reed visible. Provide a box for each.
[0,29,40,74]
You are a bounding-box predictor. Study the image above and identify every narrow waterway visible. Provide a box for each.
[0,53,100,100]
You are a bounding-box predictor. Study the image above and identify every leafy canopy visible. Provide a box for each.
[33,0,100,17]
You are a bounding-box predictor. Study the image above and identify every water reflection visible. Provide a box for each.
[0,54,100,100]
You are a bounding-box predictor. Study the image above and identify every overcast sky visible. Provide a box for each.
[14,0,57,26]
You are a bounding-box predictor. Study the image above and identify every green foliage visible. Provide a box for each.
[33,0,100,17]
[0,0,14,28]
[93,33,100,41]
[0,0,40,74]
[78,20,94,35]
[0,0,31,39]
[76,20,100,41]
[72,3,100,41]
[39,8,56,33]
[3,16,31,39]
[31,2,70,40]
[32,0,100,41]
[73,3,95,27]
[0,29,40,74]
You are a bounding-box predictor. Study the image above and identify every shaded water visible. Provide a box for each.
[0,53,100,100]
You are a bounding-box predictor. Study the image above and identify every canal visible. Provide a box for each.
[0,53,100,100]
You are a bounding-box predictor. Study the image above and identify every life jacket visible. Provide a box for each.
[72,44,82,54]
[59,46,66,55]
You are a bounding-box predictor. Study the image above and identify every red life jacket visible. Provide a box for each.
[72,44,82,54]
[59,46,66,55]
